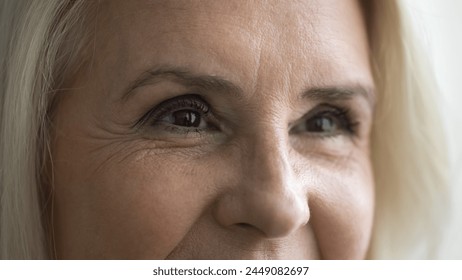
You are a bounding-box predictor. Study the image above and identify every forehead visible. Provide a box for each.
[93,0,371,97]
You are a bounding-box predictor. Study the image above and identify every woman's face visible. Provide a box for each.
[52,0,375,259]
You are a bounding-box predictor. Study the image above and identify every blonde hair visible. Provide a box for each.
[0,0,448,259]
[366,0,448,259]
[0,0,95,259]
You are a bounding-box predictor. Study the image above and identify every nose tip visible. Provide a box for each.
[214,188,310,239]
[250,189,310,238]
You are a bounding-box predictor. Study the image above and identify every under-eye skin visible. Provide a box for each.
[134,94,220,136]
[291,104,359,138]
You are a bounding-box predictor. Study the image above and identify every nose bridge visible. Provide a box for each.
[245,127,290,193]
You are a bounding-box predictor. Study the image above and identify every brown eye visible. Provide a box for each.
[135,94,220,134]
[161,109,204,128]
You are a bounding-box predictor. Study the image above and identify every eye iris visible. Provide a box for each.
[172,109,201,127]
[308,116,336,132]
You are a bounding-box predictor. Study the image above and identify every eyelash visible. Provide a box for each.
[135,94,359,137]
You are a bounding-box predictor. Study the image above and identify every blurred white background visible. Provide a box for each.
[403,0,462,259]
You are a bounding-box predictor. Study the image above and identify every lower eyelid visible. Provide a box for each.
[139,123,204,139]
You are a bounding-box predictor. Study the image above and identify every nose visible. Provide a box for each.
[213,131,310,239]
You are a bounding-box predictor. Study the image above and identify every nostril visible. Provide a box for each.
[236,223,253,229]
[234,222,267,237]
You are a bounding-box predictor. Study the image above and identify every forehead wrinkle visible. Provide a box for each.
[98,0,372,109]
[99,1,269,100]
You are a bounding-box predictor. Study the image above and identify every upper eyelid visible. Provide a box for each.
[290,104,349,124]
[156,95,210,114]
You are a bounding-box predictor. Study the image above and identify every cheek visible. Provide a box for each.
[53,141,219,259]
[309,159,375,259]
[101,160,211,258]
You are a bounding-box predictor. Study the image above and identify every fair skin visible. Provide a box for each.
[51,0,375,259]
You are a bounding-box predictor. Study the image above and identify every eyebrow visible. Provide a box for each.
[303,86,375,107]
[121,66,243,102]
[121,66,375,106]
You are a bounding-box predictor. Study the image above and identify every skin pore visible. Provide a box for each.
[51,0,375,259]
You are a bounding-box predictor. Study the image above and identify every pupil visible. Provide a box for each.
[313,117,334,132]
[173,110,201,127]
